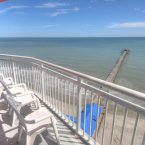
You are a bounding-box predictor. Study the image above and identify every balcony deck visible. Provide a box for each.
[0,91,86,145]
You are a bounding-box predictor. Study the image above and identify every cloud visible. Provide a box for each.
[134,8,140,11]
[134,8,145,13]
[50,7,79,17]
[43,24,60,28]
[109,22,145,28]
[35,2,69,8]
[0,5,29,14]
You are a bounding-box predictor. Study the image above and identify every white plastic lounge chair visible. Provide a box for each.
[5,94,60,145]
[1,80,41,126]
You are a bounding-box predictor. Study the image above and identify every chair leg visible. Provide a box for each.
[17,125,23,143]
[8,107,13,116]
[51,117,60,145]
[12,112,18,127]
[26,134,37,145]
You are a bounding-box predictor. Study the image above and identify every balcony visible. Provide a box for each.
[0,54,145,145]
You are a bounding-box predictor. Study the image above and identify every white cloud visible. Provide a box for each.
[35,2,68,8]
[43,24,59,28]
[0,5,29,14]
[50,7,79,17]
[109,22,145,28]
[134,8,145,13]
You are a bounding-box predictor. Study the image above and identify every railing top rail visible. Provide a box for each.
[0,53,145,101]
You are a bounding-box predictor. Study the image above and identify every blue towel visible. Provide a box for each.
[66,103,103,136]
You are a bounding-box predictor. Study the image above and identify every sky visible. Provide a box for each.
[0,0,145,37]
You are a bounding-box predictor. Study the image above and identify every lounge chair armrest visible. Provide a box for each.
[16,91,34,97]
[34,114,53,123]
[21,97,40,106]
[24,114,53,124]
[24,119,35,124]
[9,83,27,91]
[6,77,15,84]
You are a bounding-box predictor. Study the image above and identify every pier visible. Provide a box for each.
[106,49,129,82]
[94,49,129,135]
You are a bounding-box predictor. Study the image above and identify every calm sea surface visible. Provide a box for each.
[0,37,145,93]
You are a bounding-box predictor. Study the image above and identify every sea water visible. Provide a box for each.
[0,37,145,93]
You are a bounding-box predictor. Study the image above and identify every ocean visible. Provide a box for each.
[0,37,145,93]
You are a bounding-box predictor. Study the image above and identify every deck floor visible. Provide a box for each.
[0,96,85,145]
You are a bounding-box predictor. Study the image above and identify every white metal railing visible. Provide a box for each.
[0,54,145,145]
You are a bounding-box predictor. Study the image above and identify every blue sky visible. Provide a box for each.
[0,0,145,37]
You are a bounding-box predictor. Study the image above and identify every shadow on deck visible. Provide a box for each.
[0,98,86,145]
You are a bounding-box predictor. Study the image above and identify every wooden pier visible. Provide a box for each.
[93,49,129,136]
[106,49,129,82]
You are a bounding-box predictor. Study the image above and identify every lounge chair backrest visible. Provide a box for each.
[4,93,27,128]
[0,73,5,80]
[0,80,12,95]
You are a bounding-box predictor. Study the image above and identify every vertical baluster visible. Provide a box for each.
[89,92,93,141]
[23,64,26,84]
[30,62,33,90]
[36,66,39,95]
[49,75,52,107]
[38,67,41,95]
[57,78,60,114]
[131,113,139,145]
[17,64,20,84]
[48,73,50,106]
[72,84,75,126]
[45,74,48,104]
[33,65,37,93]
[2,61,4,76]
[61,80,64,117]
[83,90,87,137]
[52,75,55,109]
[52,75,54,109]
[5,61,7,77]
[11,59,16,83]
[76,77,81,133]
[94,95,101,145]
[41,64,45,101]
[102,99,109,145]
[110,103,118,145]
[9,60,13,78]
[68,82,71,122]
[120,108,128,145]
[25,64,28,87]
[3,61,6,77]
[64,81,67,119]
[54,77,57,111]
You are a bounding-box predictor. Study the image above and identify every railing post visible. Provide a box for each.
[142,133,145,145]
[11,57,16,83]
[76,77,81,133]
[31,62,35,91]
[41,64,45,101]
